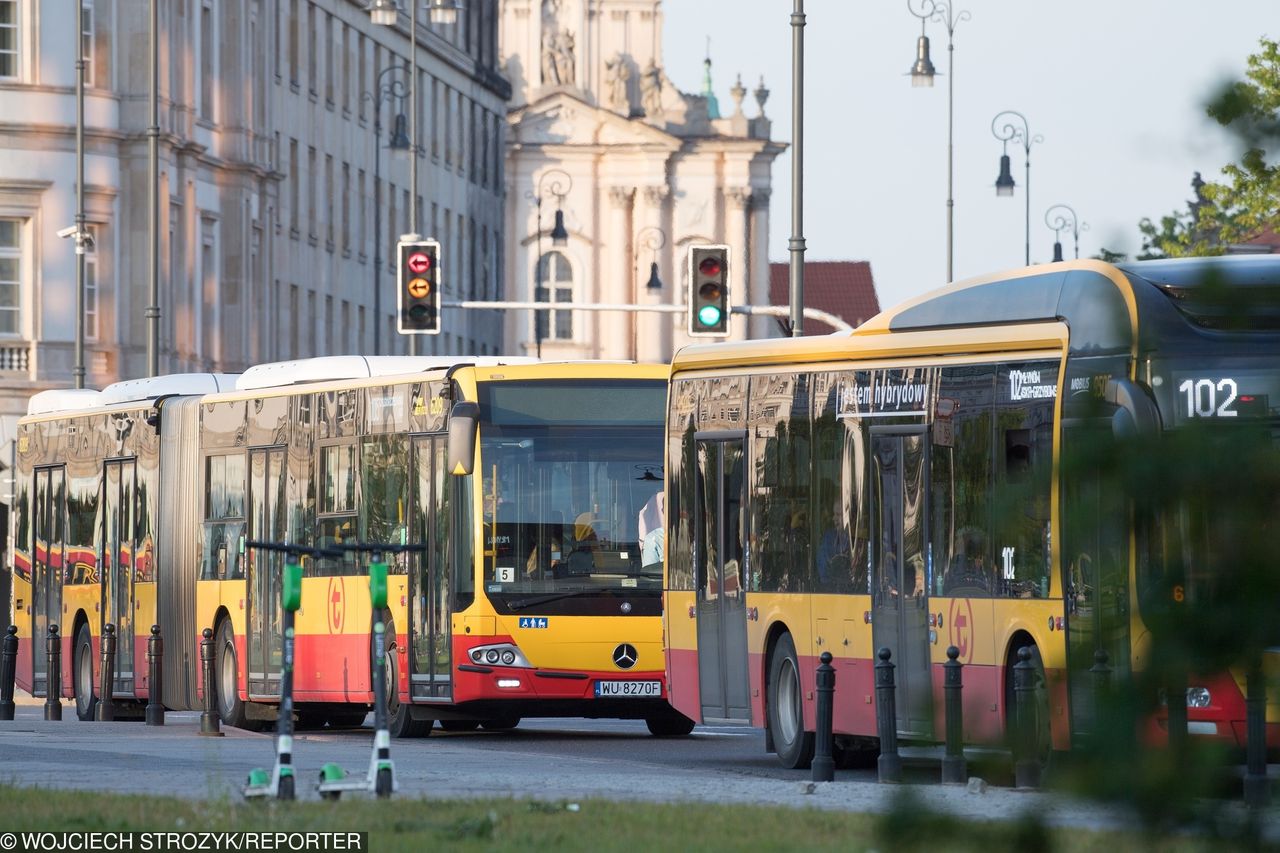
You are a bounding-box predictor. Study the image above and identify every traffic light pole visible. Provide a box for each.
[440,300,852,332]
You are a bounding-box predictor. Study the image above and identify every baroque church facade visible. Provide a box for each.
[499,0,784,361]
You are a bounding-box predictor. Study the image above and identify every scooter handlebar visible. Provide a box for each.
[245,540,342,561]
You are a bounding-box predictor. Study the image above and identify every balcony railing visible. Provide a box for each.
[0,342,31,373]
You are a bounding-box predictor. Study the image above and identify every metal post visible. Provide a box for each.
[373,103,383,356]
[145,624,163,726]
[812,651,835,782]
[874,647,901,783]
[534,201,543,358]
[408,0,419,358]
[146,0,159,376]
[1023,148,1031,266]
[942,645,965,783]
[199,627,222,736]
[95,623,116,721]
[44,625,62,721]
[0,625,17,720]
[74,0,86,389]
[1013,646,1039,789]
[1244,660,1269,808]
[787,0,805,337]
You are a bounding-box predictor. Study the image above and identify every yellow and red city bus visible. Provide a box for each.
[663,256,1280,768]
[11,356,692,736]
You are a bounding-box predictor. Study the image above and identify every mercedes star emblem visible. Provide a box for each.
[612,643,638,670]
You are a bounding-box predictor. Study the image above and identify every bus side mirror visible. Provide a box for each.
[1104,378,1162,438]
[447,401,479,476]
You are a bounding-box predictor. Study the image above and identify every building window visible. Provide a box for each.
[357,34,367,121]
[341,24,350,113]
[307,146,317,239]
[84,225,99,340]
[81,0,94,87]
[289,284,299,357]
[289,139,299,235]
[431,78,440,159]
[325,154,334,248]
[0,0,17,80]
[201,1,215,121]
[307,1,316,95]
[0,218,20,334]
[341,162,350,253]
[535,251,573,341]
[358,168,367,255]
[287,0,298,83]
[323,11,333,105]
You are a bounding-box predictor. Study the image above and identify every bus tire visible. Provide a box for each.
[768,632,814,769]
[645,708,696,737]
[385,640,432,739]
[215,619,256,731]
[73,622,98,722]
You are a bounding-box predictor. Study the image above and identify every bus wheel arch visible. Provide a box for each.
[213,611,258,731]
[72,613,96,721]
[762,621,791,753]
[765,627,814,769]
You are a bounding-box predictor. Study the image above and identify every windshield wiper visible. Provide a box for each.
[507,590,601,611]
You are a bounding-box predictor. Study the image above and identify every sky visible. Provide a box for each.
[663,0,1272,312]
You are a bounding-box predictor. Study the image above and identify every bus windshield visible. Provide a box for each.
[477,380,666,613]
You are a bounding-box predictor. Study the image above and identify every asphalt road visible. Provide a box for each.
[0,702,1273,837]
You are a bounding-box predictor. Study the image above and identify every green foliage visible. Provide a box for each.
[1138,38,1280,258]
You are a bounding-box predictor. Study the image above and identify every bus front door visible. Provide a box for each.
[246,447,288,697]
[694,436,751,724]
[102,459,137,695]
[871,430,933,737]
[409,436,452,701]
[31,466,66,696]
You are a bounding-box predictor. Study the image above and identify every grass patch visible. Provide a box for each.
[0,785,1254,851]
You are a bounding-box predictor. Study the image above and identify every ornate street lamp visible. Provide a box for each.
[362,65,410,354]
[991,110,1043,266]
[524,169,573,357]
[907,0,969,283]
[1045,204,1088,262]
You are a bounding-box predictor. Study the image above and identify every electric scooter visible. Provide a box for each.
[243,541,338,801]
[318,542,426,799]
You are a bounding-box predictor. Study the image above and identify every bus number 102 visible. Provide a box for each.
[1178,377,1238,419]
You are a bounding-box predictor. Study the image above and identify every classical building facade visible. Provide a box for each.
[0,0,510,469]
[499,0,783,361]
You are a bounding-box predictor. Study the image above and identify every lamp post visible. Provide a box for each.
[991,110,1042,267]
[633,225,666,360]
[146,0,159,376]
[523,169,571,359]
[370,0,462,356]
[1044,204,1087,262]
[363,66,412,355]
[906,0,969,284]
[74,0,87,388]
[788,0,805,337]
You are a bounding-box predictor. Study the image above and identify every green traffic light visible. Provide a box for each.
[698,305,722,327]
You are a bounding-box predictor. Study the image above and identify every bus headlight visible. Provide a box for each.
[469,643,533,668]
[1187,687,1212,708]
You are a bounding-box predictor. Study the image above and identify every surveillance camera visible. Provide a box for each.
[57,225,77,239]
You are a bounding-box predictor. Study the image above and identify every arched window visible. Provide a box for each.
[535,251,573,341]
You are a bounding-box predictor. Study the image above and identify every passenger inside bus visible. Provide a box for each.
[565,511,601,575]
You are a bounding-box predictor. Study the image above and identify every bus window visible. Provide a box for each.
[813,371,869,593]
[666,380,700,592]
[361,435,410,574]
[317,443,358,576]
[202,453,245,580]
[934,364,995,597]
[749,372,812,593]
[994,362,1056,598]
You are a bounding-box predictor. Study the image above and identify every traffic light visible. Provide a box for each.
[397,239,441,335]
[687,244,730,337]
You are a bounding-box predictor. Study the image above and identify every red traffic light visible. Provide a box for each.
[698,256,722,277]
[407,251,433,275]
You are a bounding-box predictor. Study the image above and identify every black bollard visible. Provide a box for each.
[1013,646,1040,789]
[812,651,836,783]
[199,627,223,736]
[96,623,116,722]
[44,625,62,721]
[145,625,164,726]
[874,647,901,783]
[0,625,17,721]
[942,645,966,784]
[1243,661,1269,808]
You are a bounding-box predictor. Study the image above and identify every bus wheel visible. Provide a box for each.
[480,717,520,731]
[215,619,256,731]
[73,622,98,722]
[439,719,480,732]
[768,633,814,769]
[385,641,432,738]
[1006,643,1054,776]
[645,709,696,737]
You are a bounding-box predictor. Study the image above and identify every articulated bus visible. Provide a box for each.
[11,356,693,736]
[664,256,1280,768]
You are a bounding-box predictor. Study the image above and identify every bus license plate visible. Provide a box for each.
[594,680,662,698]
